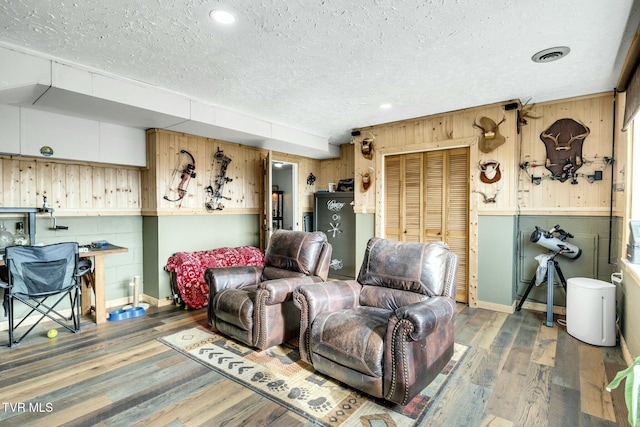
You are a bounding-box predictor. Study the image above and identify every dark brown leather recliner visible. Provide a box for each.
[293,237,458,405]
[205,229,332,350]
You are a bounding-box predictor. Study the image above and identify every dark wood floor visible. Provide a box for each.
[0,303,630,427]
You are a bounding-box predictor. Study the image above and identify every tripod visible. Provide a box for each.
[516,248,569,327]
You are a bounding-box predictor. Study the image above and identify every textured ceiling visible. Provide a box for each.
[1,0,639,148]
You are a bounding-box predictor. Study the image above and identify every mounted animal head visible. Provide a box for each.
[361,133,375,160]
[473,115,506,153]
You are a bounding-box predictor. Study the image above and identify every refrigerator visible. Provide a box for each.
[314,192,356,280]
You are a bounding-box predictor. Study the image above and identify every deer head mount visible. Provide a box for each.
[359,167,374,192]
[473,115,506,153]
[361,133,375,160]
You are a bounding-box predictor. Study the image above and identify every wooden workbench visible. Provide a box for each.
[80,244,128,324]
[0,243,128,324]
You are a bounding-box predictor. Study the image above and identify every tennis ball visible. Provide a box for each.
[47,329,58,339]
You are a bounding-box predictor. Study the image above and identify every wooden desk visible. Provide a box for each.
[0,244,128,324]
[80,244,128,324]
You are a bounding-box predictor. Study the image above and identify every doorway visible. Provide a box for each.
[271,161,299,231]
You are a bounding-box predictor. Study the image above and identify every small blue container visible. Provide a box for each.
[109,306,146,321]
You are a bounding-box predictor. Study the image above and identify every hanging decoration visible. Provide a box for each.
[306,172,317,186]
[359,167,374,192]
[517,99,542,134]
[478,160,501,184]
[474,187,502,203]
[520,156,613,185]
[205,148,233,211]
[539,118,590,183]
[361,133,375,159]
[472,115,506,153]
[163,149,197,208]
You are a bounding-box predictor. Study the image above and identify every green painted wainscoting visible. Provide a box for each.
[478,215,518,310]
[0,215,143,321]
[142,214,261,304]
[516,215,621,308]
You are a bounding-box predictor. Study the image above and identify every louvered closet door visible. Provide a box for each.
[431,148,469,303]
[384,148,469,303]
[384,155,402,241]
[384,153,423,242]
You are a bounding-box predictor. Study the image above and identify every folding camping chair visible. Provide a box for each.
[1,242,92,347]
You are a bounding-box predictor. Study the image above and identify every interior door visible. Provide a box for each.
[384,153,423,242]
[427,148,469,303]
[263,151,273,249]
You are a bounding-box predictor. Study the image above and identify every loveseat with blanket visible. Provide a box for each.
[165,246,264,310]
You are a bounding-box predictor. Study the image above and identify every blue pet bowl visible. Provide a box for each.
[108,306,146,321]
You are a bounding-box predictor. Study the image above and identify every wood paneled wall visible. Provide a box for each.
[352,92,619,218]
[318,143,355,191]
[144,129,337,232]
[518,93,619,215]
[142,129,265,215]
[0,156,141,215]
[350,92,619,308]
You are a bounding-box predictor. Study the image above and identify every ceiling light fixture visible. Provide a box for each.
[380,103,392,109]
[209,9,236,24]
[531,46,570,63]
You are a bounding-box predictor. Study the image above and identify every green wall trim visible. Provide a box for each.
[478,215,517,306]
[144,214,261,303]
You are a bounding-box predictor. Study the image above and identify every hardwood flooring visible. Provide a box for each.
[0,304,630,426]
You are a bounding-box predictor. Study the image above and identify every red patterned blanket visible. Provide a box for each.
[165,246,264,309]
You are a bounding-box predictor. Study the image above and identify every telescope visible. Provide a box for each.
[530,225,582,259]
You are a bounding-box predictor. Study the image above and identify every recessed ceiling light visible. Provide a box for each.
[380,103,392,109]
[531,46,570,63]
[210,9,236,24]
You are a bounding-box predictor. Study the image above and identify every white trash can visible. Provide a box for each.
[566,277,616,346]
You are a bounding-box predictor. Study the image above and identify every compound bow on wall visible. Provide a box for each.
[163,149,196,208]
[205,148,233,211]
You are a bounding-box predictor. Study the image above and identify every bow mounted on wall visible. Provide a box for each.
[163,149,196,208]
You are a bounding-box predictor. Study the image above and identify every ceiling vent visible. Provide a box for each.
[531,46,570,63]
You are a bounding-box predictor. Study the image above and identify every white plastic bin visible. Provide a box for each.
[566,277,616,346]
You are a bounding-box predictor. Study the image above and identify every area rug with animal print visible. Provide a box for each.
[159,327,469,427]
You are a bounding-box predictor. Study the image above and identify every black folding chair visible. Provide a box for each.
[1,242,92,347]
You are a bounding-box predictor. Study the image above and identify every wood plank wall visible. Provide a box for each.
[352,92,619,218]
[0,156,141,215]
[317,143,355,193]
[1,129,344,222]
[142,129,265,215]
[351,91,620,308]
[518,93,621,215]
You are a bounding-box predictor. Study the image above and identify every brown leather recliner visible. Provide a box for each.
[293,237,458,405]
[205,230,332,350]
